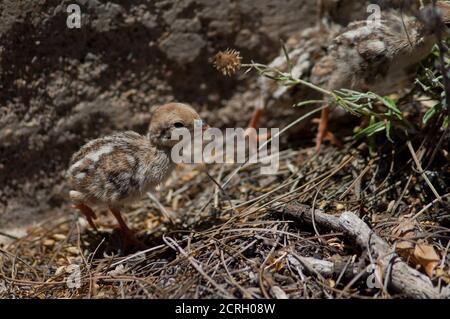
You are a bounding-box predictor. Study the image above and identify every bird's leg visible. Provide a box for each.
[244,98,271,142]
[109,206,146,250]
[248,106,264,130]
[317,0,327,31]
[313,105,342,152]
[244,107,264,137]
[317,0,324,26]
[72,203,98,231]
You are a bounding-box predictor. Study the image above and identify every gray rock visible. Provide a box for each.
[159,32,206,64]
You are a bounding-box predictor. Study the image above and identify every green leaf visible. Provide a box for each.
[354,121,386,140]
[385,120,394,143]
[293,100,323,108]
[377,95,402,116]
[423,106,438,124]
[280,41,293,74]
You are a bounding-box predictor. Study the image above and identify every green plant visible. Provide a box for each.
[212,36,449,149]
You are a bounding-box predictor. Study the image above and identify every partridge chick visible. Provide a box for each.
[67,103,205,248]
[245,0,345,141]
[247,1,450,151]
[311,1,450,149]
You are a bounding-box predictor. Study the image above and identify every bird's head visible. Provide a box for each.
[148,103,208,148]
[419,1,450,35]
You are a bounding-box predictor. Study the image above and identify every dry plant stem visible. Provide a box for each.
[110,244,166,268]
[146,192,176,224]
[220,249,254,298]
[223,147,355,228]
[278,202,445,298]
[76,222,93,298]
[392,174,413,216]
[335,257,353,287]
[214,166,225,209]
[205,171,238,214]
[259,227,281,299]
[151,231,261,280]
[242,63,332,96]
[0,248,39,280]
[47,219,77,268]
[406,140,442,201]
[162,236,234,299]
[410,193,450,221]
[0,232,18,240]
[219,105,327,191]
[339,163,372,200]
[165,240,257,296]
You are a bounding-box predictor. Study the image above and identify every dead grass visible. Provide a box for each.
[1,135,448,298]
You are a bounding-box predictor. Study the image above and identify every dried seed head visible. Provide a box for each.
[212,49,242,76]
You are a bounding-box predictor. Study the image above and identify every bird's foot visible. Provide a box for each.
[72,203,98,231]
[109,206,146,252]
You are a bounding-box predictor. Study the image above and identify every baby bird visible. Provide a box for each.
[67,103,205,248]
[247,1,450,151]
[245,0,345,143]
[311,1,450,149]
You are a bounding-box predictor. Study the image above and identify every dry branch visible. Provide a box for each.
[339,212,443,299]
[290,255,360,281]
[276,201,448,298]
[278,201,341,230]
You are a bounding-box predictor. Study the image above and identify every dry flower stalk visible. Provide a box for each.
[212,49,242,76]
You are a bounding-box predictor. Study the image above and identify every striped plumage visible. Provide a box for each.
[67,131,173,206]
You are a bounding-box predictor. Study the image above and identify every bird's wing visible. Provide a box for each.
[68,132,147,202]
[69,131,142,166]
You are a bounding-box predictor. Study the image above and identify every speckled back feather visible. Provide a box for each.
[67,131,173,206]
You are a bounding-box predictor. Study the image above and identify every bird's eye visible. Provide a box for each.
[173,122,185,128]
